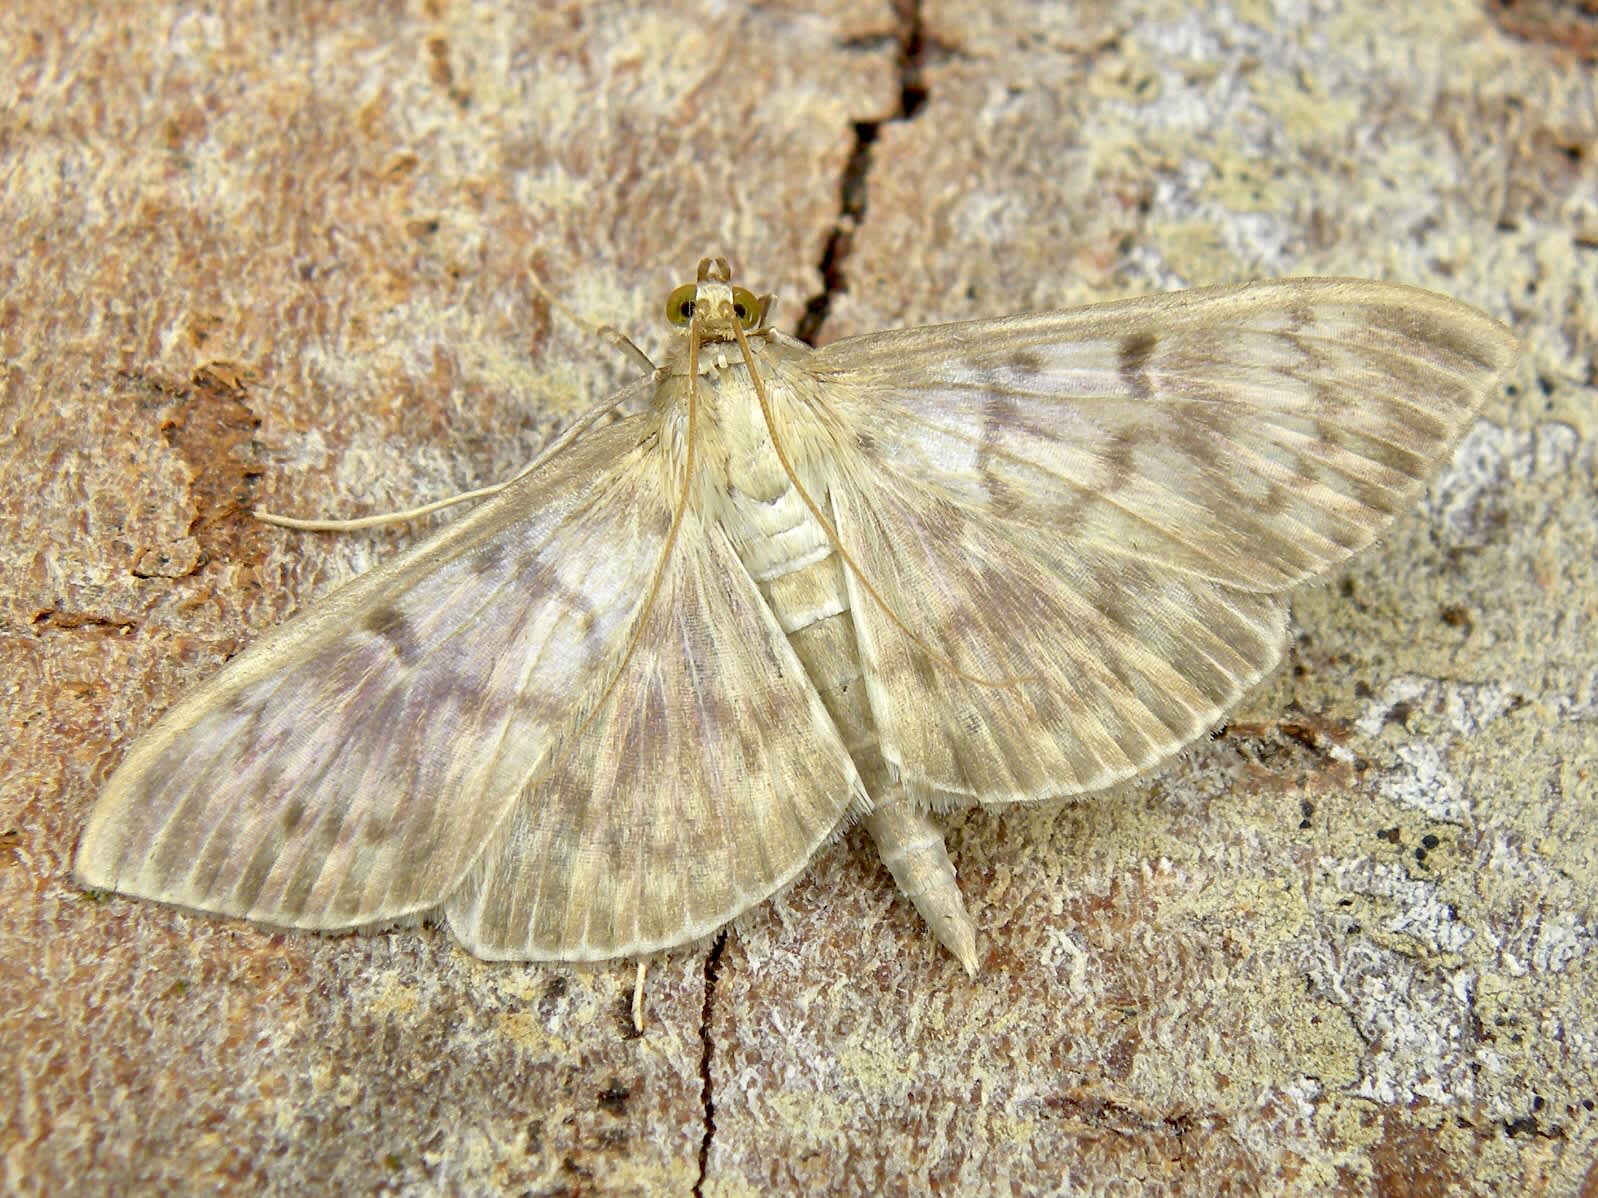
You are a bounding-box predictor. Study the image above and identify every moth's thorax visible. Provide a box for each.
[649,335,838,585]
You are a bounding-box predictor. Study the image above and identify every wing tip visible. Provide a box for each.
[1192,276,1517,374]
[73,796,127,894]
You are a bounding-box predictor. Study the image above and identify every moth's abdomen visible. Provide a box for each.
[743,504,980,973]
[745,520,877,771]
[863,789,978,976]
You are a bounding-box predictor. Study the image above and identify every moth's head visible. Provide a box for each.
[664,257,773,343]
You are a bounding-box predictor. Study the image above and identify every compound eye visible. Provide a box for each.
[730,286,762,329]
[665,283,698,326]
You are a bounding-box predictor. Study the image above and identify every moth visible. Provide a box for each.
[78,258,1515,983]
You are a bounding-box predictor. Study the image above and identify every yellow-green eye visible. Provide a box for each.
[665,283,698,326]
[731,286,761,329]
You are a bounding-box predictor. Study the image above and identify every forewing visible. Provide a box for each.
[815,280,1516,591]
[446,516,868,961]
[812,280,1514,802]
[77,405,672,929]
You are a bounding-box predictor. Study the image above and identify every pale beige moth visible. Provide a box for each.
[77,258,1516,983]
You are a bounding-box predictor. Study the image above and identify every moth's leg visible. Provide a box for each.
[257,266,658,534]
[863,786,979,975]
[254,390,634,532]
[527,265,656,374]
[632,959,649,1033]
[254,484,510,531]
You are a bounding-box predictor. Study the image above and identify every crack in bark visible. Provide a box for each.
[29,611,137,635]
[795,0,932,345]
[692,930,727,1197]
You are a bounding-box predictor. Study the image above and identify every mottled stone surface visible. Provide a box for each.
[2,1,1594,1194]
